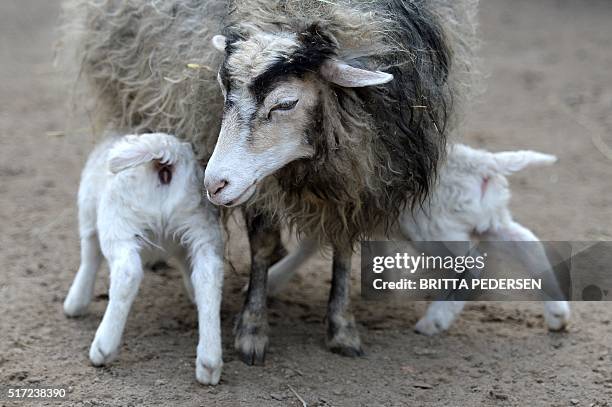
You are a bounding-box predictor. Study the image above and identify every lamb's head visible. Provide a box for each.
[203,25,393,206]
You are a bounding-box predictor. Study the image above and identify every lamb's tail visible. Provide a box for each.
[108,133,185,174]
[491,150,557,175]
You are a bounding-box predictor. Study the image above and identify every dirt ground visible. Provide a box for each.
[1,0,612,406]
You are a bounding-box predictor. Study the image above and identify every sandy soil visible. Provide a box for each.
[1,0,611,405]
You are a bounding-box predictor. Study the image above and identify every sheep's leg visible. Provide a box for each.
[234,210,277,365]
[487,221,570,331]
[189,244,224,385]
[64,233,103,317]
[89,241,143,366]
[176,256,195,304]
[268,228,289,269]
[326,247,364,357]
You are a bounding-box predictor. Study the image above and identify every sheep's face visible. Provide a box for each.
[204,29,393,207]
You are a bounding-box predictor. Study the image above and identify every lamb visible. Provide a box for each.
[400,144,570,334]
[264,144,571,334]
[63,133,225,385]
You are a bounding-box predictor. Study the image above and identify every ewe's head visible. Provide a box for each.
[203,25,393,207]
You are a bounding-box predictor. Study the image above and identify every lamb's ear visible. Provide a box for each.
[212,35,227,52]
[493,151,557,175]
[320,60,393,87]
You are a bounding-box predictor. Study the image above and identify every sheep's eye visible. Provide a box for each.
[268,100,298,118]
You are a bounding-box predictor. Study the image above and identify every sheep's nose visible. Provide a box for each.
[205,178,229,197]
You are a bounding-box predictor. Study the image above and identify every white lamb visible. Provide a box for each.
[63,133,224,385]
[399,143,570,335]
[264,144,571,334]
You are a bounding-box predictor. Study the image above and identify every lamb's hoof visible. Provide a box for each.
[414,315,449,336]
[327,316,364,357]
[234,310,269,366]
[544,301,570,331]
[63,295,90,317]
[89,336,119,366]
[414,305,459,336]
[196,356,222,385]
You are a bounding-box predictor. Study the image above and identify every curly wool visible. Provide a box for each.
[60,0,228,159]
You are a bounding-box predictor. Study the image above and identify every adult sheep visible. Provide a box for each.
[204,0,479,364]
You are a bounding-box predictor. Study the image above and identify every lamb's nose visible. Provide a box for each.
[206,178,229,197]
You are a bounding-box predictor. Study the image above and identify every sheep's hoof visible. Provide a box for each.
[328,343,364,357]
[326,315,364,357]
[234,309,269,366]
[544,301,570,331]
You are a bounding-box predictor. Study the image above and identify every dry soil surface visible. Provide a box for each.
[1,0,612,406]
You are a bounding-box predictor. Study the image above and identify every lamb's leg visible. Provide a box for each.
[64,233,103,317]
[177,256,195,304]
[400,218,472,335]
[267,238,318,296]
[234,210,277,365]
[488,221,570,331]
[89,241,143,366]
[413,237,469,336]
[190,245,224,385]
[326,247,363,357]
[415,301,466,336]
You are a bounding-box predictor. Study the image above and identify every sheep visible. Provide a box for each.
[399,144,570,335]
[63,133,225,385]
[203,0,480,362]
[263,144,571,335]
[63,0,480,363]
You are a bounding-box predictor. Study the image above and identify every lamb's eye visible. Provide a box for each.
[268,99,298,118]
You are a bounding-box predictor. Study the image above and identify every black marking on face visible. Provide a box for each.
[249,24,337,104]
[304,98,324,148]
[219,64,232,93]
[223,97,235,112]
[218,30,248,94]
[222,30,246,57]
[221,24,337,107]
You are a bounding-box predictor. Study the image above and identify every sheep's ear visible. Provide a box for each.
[212,35,227,52]
[320,60,393,87]
[493,151,557,175]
